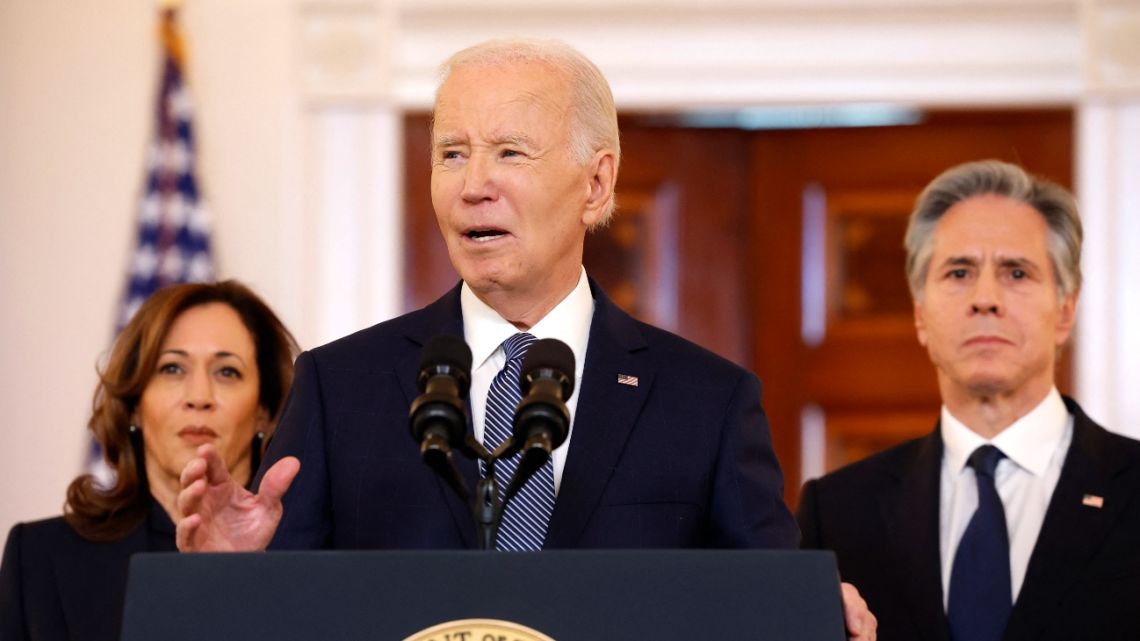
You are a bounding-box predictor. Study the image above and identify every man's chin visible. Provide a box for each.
[960,371,1018,399]
[461,271,513,297]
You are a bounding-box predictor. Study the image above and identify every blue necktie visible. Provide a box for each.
[948,444,1011,641]
[482,332,556,551]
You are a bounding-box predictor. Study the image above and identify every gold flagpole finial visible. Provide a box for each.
[157,0,186,67]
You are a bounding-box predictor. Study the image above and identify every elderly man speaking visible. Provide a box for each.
[177,39,875,639]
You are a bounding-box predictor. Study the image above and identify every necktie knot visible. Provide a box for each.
[501,332,537,364]
[967,444,1005,479]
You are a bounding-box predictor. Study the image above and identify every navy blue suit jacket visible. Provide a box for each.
[798,397,1140,641]
[260,280,797,550]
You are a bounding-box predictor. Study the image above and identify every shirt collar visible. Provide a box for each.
[461,267,594,382]
[941,387,1068,477]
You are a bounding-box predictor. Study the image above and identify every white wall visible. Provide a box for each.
[2,0,155,532]
[2,0,1138,550]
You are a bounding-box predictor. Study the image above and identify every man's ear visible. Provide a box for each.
[581,149,617,227]
[1054,289,1079,346]
[914,299,928,348]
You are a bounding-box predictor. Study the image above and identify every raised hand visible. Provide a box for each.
[176,443,299,552]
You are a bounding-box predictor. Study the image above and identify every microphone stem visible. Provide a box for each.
[474,462,502,551]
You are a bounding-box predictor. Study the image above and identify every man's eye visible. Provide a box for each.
[948,269,968,279]
[1011,269,1027,279]
[441,151,461,160]
[501,149,521,158]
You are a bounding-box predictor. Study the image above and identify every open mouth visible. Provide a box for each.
[465,228,509,242]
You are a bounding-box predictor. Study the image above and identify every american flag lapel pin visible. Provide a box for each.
[1082,494,1104,509]
[616,373,639,387]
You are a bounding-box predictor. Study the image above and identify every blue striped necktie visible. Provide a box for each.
[948,444,1011,641]
[482,332,556,551]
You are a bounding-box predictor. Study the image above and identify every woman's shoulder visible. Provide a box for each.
[7,516,79,550]
[5,513,156,561]
[5,516,94,567]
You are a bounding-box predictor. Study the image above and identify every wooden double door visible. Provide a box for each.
[403,109,1073,508]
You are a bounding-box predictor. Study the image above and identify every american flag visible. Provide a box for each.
[92,8,214,482]
[118,7,214,332]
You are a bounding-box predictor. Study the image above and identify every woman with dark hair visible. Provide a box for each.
[0,280,299,641]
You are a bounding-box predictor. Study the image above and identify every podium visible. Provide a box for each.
[121,550,845,640]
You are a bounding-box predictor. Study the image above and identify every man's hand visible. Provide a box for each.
[841,582,877,641]
[176,443,299,552]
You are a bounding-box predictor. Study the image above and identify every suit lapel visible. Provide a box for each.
[398,283,478,547]
[884,429,951,641]
[1003,399,1130,640]
[544,281,652,548]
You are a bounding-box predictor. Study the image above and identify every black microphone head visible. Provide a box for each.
[420,334,472,373]
[418,334,473,394]
[520,338,575,400]
[410,335,472,449]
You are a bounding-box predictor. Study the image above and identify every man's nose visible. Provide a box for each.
[460,152,497,203]
[970,272,1003,316]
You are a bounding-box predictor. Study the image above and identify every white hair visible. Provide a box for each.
[434,38,621,225]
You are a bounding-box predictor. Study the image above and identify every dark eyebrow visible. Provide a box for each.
[158,349,248,365]
[996,256,1038,271]
[938,256,979,269]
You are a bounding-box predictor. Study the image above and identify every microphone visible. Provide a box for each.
[502,338,574,500]
[409,335,472,499]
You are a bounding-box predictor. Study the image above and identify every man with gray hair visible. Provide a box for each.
[176,38,877,638]
[798,160,1140,641]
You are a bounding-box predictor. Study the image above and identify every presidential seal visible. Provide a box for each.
[403,618,556,641]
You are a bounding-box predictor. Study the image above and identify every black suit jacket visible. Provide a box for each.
[0,504,175,641]
[798,397,1140,641]
[260,279,798,550]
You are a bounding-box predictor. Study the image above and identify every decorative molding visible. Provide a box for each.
[1083,0,1140,95]
[387,0,1080,108]
[297,0,395,101]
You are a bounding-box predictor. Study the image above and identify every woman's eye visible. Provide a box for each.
[948,269,968,279]
[158,362,182,375]
[218,366,242,379]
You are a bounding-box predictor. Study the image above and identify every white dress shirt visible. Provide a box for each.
[461,267,594,494]
[939,387,1073,608]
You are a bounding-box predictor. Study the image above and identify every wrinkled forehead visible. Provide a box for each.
[929,194,1053,262]
[432,60,573,129]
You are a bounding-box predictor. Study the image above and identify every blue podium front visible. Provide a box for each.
[121,550,845,641]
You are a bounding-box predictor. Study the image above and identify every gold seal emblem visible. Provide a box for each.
[403,618,556,641]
